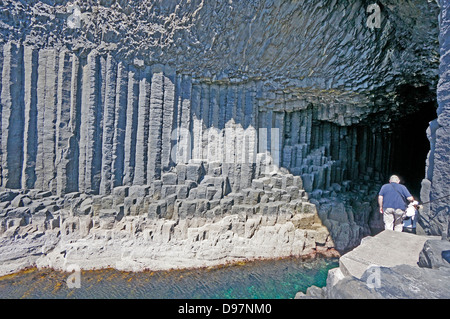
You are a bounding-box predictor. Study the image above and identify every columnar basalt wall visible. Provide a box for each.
[0,0,439,196]
[0,0,442,273]
[0,43,425,196]
[420,0,450,239]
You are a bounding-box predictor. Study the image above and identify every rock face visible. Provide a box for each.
[0,164,386,276]
[325,264,450,299]
[418,239,450,269]
[0,0,439,196]
[420,0,450,239]
[0,0,443,273]
[0,42,427,197]
[338,230,435,279]
[296,231,450,299]
[0,165,340,276]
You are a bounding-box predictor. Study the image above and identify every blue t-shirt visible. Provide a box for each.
[379,183,412,210]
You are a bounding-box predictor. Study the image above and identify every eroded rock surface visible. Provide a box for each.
[0,161,341,275]
[296,232,450,299]
[0,0,440,196]
[420,0,450,239]
[0,0,443,273]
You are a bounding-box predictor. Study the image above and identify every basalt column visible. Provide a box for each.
[421,2,450,239]
[1,42,25,190]
[0,47,409,198]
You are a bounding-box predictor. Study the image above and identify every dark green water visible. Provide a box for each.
[0,257,338,299]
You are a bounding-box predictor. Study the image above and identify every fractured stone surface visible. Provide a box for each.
[0,161,343,276]
[296,231,450,299]
[0,0,445,281]
[338,230,437,279]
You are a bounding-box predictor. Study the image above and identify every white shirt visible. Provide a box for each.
[403,204,417,228]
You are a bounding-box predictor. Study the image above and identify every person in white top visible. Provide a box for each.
[403,201,419,234]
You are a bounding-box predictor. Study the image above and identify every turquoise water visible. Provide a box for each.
[0,257,338,299]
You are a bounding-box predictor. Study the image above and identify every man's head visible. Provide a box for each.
[389,175,400,183]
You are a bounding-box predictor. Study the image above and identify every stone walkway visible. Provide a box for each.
[339,230,439,279]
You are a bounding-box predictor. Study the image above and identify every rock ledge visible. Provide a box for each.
[296,231,450,299]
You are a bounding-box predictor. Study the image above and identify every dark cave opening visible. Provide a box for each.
[388,89,438,199]
[343,84,438,200]
[299,90,437,198]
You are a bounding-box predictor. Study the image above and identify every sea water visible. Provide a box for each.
[0,257,338,299]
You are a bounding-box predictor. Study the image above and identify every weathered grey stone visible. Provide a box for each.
[148,201,164,219]
[34,191,53,200]
[194,200,208,218]
[195,185,207,199]
[6,207,31,226]
[28,201,46,214]
[186,163,204,183]
[161,185,177,198]
[176,164,187,183]
[162,172,178,186]
[152,181,162,199]
[98,209,119,229]
[163,194,177,219]
[220,197,234,213]
[63,192,82,203]
[185,180,197,189]
[178,200,197,218]
[302,174,314,192]
[339,230,436,279]
[112,186,129,205]
[327,202,348,223]
[207,162,222,177]
[418,239,450,269]
[327,264,450,299]
[205,187,217,201]
[251,179,264,190]
[91,195,103,214]
[270,176,282,189]
[176,185,189,200]
[303,285,325,299]
[419,1,450,239]
[11,195,32,208]
[0,190,19,203]
[79,197,93,215]
[101,195,114,209]
[187,188,197,199]
[281,174,294,189]
[129,185,150,198]
[247,189,263,205]
[0,0,444,280]
[226,192,243,205]
[244,218,259,239]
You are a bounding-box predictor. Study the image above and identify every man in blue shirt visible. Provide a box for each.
[378,175,414,231]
